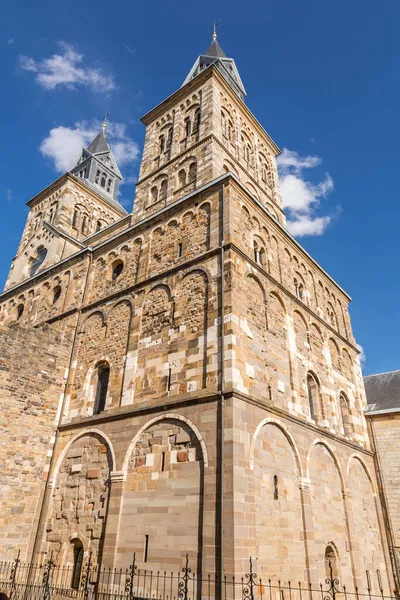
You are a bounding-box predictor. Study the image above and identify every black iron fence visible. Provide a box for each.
[0,552,397,600]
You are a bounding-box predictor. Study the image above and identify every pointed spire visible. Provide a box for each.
[182,30,246,101]
[102,111,110,131]
[70,120,124,209]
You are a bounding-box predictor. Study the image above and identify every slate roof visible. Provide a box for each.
[364,370,400,413]
[182,37,247,101]
[204,39,226,58]
[87,129,110,154]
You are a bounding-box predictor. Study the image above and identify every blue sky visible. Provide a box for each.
[2,0,399,375]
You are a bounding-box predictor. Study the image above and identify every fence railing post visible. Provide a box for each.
[9,550,21,600]
[178,554,191,600]
[42,552,55,600]
[243,557,256,600]
[125,552,137,600]
[324,559,340,600]
[81,552,93,600]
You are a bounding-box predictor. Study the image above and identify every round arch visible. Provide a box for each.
[346,454,377,496]
[122,413,209,473]
[249,417,302,475]
[306,439,345,491]
[50,429,117,489]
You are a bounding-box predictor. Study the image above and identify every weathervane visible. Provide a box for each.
[102,111,110,131]
[209,20,221,40]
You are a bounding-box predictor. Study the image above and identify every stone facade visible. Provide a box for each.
[0,323,72,559]
[0,35,394,596]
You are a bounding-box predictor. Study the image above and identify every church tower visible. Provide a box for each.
[4,121,127,292]
[0,30,395,598]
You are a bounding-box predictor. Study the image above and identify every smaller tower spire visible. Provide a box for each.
[102,111,110,132]
[210,20,221,41]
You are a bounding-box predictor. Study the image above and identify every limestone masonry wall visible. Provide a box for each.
[0,323,72,560]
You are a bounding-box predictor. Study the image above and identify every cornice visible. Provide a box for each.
[57,387,372,457]
[1,173,351,307]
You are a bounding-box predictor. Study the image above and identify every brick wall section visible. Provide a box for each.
[0,323,72,560]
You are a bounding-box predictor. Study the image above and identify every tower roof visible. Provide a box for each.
[87,128,111,155]
[203,38,226,59]
[70,121,125,210]
[182,35,246,101]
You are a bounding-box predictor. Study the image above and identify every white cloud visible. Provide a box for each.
[356,343,366,366]
[277,148,335,237]
[5,188,12,203]
[40,120,140,173]
[20,42,115,92]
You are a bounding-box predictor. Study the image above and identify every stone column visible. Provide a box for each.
[298,476,315,583]
[100,470,126,568]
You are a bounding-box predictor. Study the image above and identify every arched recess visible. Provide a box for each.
[308,441,352,583]
[136,285,173,399]
[70,302,132,417]
[347,456,390,593]
[251,420,306,581]
[243,275,268,398]
[46,432,114,566]
[174,269,209,391]
[119,416,206,573]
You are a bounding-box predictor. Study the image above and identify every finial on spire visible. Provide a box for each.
[209,20,221,41]
[102,111,110,131]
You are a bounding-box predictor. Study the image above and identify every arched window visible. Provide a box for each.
[52,285,62,305]
[72,209,79,229]
[30,247,47,276]
[188,162,197,183]
[160,179,168,200]
[95,170,100,185]
[166,127,173,149]
[221,112,227,137]
[193,108,201,135]
[184,117,191,139]
[107,179,112,193]
[81,215,87,234]
[339,392,352,437]
[178,169,187,188]
[111,259,124,280]
[34,213,42,231]
[244,144,250,164]
[94,363,110,414]
[71,539,84,590]
[151,186,158,204]
[294,278,305,301]
[159,134,165,154]
[307,373,320,422]
[16,304,24,321]
[96,220,102,232]
[227,120,234,142]
[324,544,339,581]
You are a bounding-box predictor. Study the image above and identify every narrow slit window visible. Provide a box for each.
[144,535,149,563]
[71,539,84,590]
[273,475,279,500]
[177,243,183,258]
[94,365,110,414]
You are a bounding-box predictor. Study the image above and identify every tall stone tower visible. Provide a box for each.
[0,32,395,596]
